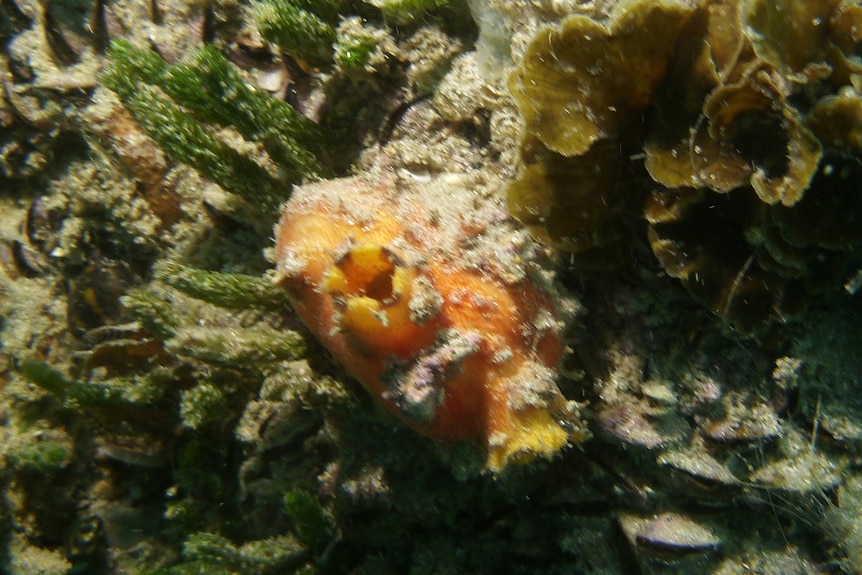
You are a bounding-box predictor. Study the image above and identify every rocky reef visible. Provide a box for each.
[2,0,862,574]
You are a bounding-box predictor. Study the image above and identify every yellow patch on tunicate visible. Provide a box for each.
[325,244,422,356]
[486,408,572,472]
[324,244,397,297]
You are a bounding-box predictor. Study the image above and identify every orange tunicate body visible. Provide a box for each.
[274,172,582,470]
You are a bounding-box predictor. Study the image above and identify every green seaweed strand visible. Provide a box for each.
[103,40,329,212]
[257,0,345,67]
[154,261,292,311]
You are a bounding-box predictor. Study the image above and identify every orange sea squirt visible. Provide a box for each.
[274,173,582,470]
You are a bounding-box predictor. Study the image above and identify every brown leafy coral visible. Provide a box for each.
[507,0,862,333]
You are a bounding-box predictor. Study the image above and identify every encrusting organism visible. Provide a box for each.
[507,0,862,334]
[274,170,587,471]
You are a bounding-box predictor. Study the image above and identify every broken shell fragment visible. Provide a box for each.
[699,392,781,445]
[598,401,688,449]
[658,448,740,495]
[618,512,722,563]
[274,172,585,470]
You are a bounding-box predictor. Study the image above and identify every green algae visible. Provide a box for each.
[4,441,71,475]
[122,290,181,340]
[282,490,334,550]
[103,40,329,213]
[178,532,308,575]
[334,33,378,69]
[154,262,292,312]
[257,0,346,67]
[179,383,229,431]
[19,359,127,409]
[167,325,306,368]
